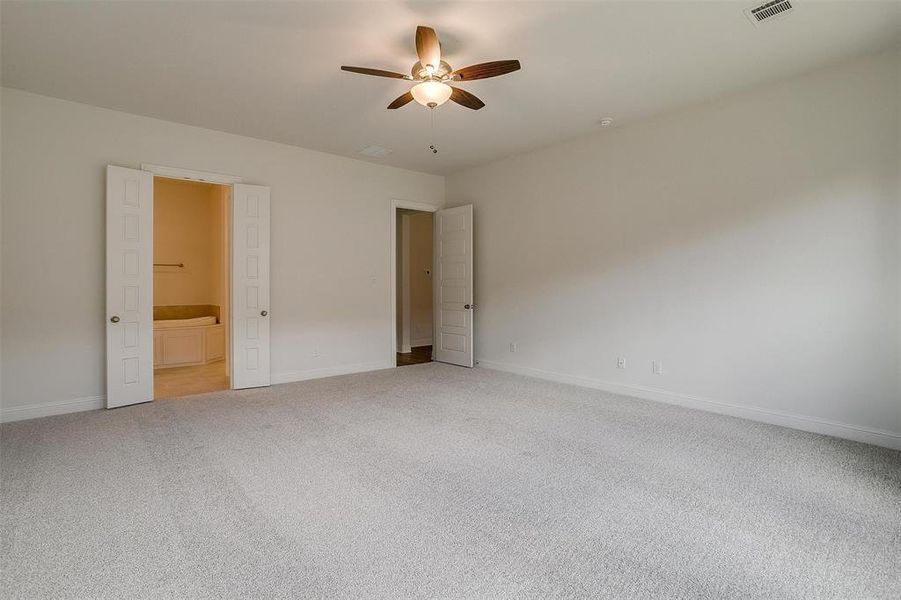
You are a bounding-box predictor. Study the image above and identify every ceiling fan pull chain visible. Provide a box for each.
[429,107,439,155]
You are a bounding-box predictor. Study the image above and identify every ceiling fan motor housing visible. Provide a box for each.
[413,60,453,80]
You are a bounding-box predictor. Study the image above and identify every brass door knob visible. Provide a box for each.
[110,316,120,323]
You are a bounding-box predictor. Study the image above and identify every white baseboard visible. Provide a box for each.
[2,362,395,423]
[271,360,394,385]
[8,361,896,452]
[1,395,105,423]
[411,338,433,348]
[477,359,901,451]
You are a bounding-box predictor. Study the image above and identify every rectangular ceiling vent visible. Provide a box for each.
[357,144,392,158]
[745,0,794,26]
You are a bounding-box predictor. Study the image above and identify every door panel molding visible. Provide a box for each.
[106,165,154,408]
[434,205,473,367]
[231,184,271,388]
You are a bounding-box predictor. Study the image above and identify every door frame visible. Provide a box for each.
[140,163,243,393]
[388,199,438,366]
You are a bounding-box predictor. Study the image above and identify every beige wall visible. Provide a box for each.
[153,178,226,308]
[395,213,404,350]
[446,50,901,447]
[211,185,230,365]
[396,211,433,351]
[408,213,433,346]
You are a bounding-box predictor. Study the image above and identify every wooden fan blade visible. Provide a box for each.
[450,87,485,110]
[387,91,414,109]
[341,66,408,79]
[452,60,521,81]
[415,26,441,69]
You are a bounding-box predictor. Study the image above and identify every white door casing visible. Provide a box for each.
[106,166,154,408]
[231,184,271,388]
[434,205,474,367]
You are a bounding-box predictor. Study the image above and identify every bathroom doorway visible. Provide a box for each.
[152,178,230,399]
[106,164,271,409]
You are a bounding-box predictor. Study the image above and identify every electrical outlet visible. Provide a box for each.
[312,346,321,358]
[652,360,663,375]
[509,342,517,353]
[616,357,626,369]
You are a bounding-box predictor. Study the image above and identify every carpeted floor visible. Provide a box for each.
[1,363,899,599]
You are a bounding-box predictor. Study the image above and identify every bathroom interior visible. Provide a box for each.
[153,177,230,399]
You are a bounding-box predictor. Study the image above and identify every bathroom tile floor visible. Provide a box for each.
[154,361,229,399]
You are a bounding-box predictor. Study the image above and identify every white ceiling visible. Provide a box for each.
[2,1,899,175]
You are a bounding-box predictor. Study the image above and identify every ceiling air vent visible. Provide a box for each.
[745,0,794,26]
[357,145,392,158]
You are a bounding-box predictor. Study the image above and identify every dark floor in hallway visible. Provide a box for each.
[397,345,432,366]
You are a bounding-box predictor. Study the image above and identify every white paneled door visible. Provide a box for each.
[231,184,271,389]
[435,205,474,367]
[106,166,154,408]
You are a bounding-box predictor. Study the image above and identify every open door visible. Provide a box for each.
[231,184,271,388]
[106,166,154,408]
[434,204,474,367]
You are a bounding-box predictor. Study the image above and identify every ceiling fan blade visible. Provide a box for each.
[341,66,408,79]
[452,60,521,81]
[415,26,441,69]
[387,91,415,109]
[449,87,485,110]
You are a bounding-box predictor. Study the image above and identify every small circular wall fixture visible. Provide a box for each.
[599,117,614,128]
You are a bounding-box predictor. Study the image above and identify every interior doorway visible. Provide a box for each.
[106,165,271,409]
[389,201,474,369]
[152,177,230,398]
[395,208,434,366]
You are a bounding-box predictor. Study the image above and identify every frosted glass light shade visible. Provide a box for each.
[411,81,453,107]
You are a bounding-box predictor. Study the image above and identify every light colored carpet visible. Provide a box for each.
[1,363,899,599]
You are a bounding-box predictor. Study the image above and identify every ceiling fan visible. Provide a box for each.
[341,26,521,111]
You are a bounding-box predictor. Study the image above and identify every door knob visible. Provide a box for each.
[260,310,268,317]
[110,316,120,323]
[464,304,475,310]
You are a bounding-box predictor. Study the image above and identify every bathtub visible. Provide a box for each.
[154,315,218,329]
[153,315,225,369]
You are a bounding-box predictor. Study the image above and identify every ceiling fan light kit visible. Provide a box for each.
[341,25,521,112]
[411,81,453,107]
